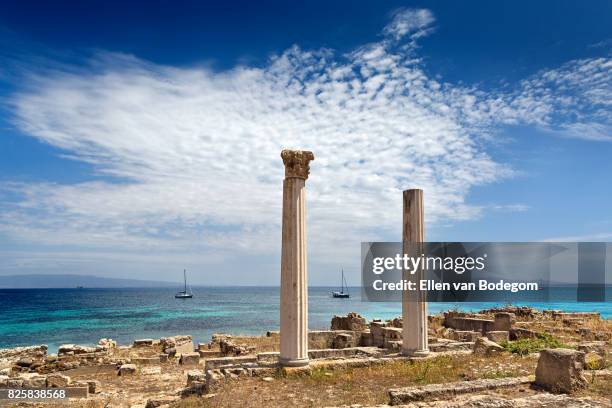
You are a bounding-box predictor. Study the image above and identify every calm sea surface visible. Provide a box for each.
[0,286,609,352]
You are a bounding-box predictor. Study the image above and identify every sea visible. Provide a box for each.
[0,286,609,352]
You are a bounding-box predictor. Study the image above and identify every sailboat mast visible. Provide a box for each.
[184,269,187,292]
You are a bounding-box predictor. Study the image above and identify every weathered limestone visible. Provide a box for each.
[279,149,314,367]
[472,337,504,356]
[332,333,353,349]
[451,330,481,342]
[0,375,9,387]
[510,327,537,340]
[187,370,207,385]
[205,356,258,371]
[444,314,494,334]
[118,364,137,376]
[330,312,367,331]
[584,352,606,370]
[20,373,47,387]
[486,331,510,344]
[0,345,47,361]
[179,352,200,366]
[84,379,101,394]
[389,376,532,404]
[219,338,254,356]
[535,348,587,393]
[133,339,155,347]
[493,312,515,331]
[46,373,71,387]
[402,189,429,356]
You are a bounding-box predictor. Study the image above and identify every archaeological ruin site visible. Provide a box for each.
[0,151,610,407]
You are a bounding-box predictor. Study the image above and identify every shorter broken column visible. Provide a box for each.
[535,348,587,393]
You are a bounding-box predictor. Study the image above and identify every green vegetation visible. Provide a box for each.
[502,333,572,356]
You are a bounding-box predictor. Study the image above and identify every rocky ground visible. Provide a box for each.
[0,307,610,408]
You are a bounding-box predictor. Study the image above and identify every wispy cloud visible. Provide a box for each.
[383,8,435,41]
[1,8,610,281]
[541,232,612,242]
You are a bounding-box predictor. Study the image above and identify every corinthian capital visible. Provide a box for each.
[281,149,315,179]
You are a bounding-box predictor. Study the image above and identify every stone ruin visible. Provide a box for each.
[0,307,609,406]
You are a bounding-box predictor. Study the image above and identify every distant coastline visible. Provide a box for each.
[0,274,180,288]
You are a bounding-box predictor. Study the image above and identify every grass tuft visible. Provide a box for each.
[502,333,572,356]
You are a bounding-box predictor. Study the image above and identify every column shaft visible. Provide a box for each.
[402,189,429,356]
[280,178,309,366]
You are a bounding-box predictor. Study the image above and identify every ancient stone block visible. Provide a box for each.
[576,341,607,357]
[7,379,24,387]
[493,312,515,331]
[332,333,353,349]
[118,364,137,376]
[20,373,47,387]
[486,331,510,344]
[473,337,504,356]
[204,355,257,370]
[382,327,403,348]
[159,353,169,363]
[584,352,605,370]
[179,352,200,366]
[308,330,336,349]
[389,376,531,404]
[84,379,101,394]
[46,373,71,387]
[198,350,221,358]
[187,370,206,385]
[133,339,154,347]
[535,348,586,393]
[451,330,480,342]
[219,338,253,355]
[359,330,373,347]
[444,315,494,334]
[510,327,537,340]
[330,312,367,331]
[256,352,280,364]
[16,358,33,367]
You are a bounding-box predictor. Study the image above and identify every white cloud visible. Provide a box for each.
[1,9,610,283]
[541,232,612,242]
[383,8,435,41]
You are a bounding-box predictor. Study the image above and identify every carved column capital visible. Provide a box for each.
[281,149,315,179]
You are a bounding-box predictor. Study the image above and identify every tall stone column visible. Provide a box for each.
[402,189,429,357]
[279,149,314,367]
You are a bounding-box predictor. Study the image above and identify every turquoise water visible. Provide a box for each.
[0,287,609,352]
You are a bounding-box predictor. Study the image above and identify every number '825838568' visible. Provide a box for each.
[4,388,67,399]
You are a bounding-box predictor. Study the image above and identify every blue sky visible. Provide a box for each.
[0,1,611,285]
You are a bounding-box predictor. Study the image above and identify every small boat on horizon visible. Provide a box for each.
[175,269,193,299]
[332,268,350,298]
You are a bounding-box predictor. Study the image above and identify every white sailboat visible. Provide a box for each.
[332,268,350,298]
[175,269,193,299]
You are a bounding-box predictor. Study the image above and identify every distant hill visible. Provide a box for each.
[0,274,180,288]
